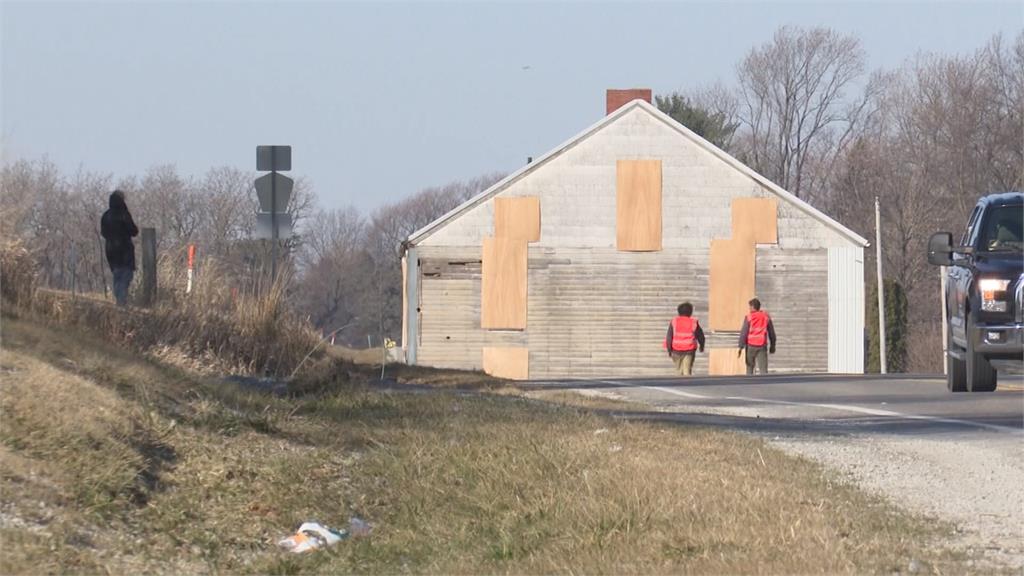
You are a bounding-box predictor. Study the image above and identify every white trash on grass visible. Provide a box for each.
[277,518,373,554]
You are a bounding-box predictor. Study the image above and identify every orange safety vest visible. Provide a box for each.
[668,316,699,352]
[746,310,770,347]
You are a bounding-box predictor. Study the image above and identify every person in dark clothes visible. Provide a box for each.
[665,302,706,376]
[100,190,139,306]
[738,297,776,375]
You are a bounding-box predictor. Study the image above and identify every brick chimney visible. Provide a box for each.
[606,88,652,115]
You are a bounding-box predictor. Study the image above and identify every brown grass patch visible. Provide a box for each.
[0,317,968,575]
[0,240,36,309]
[1,241,321,377]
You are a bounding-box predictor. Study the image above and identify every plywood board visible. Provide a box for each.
[709,238,755,330]
[494,197,541,242]
[616,160,662,251]
[731,197,778,244]
[481,237,528,329]
[482,347,529,380]
[709,348,746,376]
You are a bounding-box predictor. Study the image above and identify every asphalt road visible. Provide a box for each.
[525,373,1024,435]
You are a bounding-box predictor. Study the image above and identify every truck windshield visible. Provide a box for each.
[979,205,1023,252]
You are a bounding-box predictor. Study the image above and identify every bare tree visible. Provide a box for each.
[829,32,1024,372]
[197,166,254,259]
[0,159,47,241]
[301,206,365,267]
[133,164,199,253]
[734,26,880,201]
[295,206,369,335]
[66,167,114,293]
[980,32,1024,193]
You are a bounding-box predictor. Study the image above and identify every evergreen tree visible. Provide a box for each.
[866,279,908,373]
[654,92,737,150]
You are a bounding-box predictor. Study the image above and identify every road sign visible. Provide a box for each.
[256,145,292,282]
[255,172,293,213]
[257,145,292,171]
[255,212,293,240]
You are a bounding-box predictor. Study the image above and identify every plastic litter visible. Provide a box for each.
[277,522,348,554]
[277,518,373,554]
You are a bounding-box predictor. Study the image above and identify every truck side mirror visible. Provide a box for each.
[927,232,953,266]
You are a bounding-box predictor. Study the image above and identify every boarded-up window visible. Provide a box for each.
[616,160,662,251]
[482,347,529,380]
[731,197,778,244]
[494,197,541,242]
[481,237,527,329]
[709,238,755,330]
[709,348,747,375]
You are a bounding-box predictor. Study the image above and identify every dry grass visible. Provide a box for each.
[327,344,384,365]
[0,316,971,575]
[1,241,321,377]
[0,240,36,309]
[326,344,509,390]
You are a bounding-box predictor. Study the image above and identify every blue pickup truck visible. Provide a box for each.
[927,192,1023,392]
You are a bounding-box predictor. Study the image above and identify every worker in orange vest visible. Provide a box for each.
[738,297,776,375]
[665,302,706,376]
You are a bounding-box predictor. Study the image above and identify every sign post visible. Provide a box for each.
[255,145,293,282]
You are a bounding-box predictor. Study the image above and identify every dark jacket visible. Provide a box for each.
[738,313,777,351]
[666,317,706,355]
[100,193,139,270]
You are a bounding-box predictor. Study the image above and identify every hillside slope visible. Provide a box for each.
[0,316,964,574]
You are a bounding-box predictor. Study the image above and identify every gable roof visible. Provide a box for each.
[404,99,869,250]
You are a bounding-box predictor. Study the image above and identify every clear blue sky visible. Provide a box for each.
[2,1,1021,213]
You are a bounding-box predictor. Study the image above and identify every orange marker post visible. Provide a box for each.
[186,244,196,294]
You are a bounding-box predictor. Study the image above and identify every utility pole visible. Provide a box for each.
[875,196,888,374]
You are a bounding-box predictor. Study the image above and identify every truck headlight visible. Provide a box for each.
[979,279,1010,312]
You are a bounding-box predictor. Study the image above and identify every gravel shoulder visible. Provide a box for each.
[772,431,1024,572]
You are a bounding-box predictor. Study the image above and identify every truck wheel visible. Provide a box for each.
[947,329,967,392]
[966,314,997,392]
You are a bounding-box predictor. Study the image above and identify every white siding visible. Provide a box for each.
[410,105,866,378]
[420,108,851,251]
[828,246,865,373]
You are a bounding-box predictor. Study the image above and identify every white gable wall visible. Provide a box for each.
[420,107,851,251]
[411,106,864,377]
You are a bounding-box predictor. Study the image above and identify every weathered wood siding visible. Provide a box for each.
[416,245,827,377]
[412,106,850,377]
[754,248,829,373]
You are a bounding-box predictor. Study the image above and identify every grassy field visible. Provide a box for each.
[0,315,966,574]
